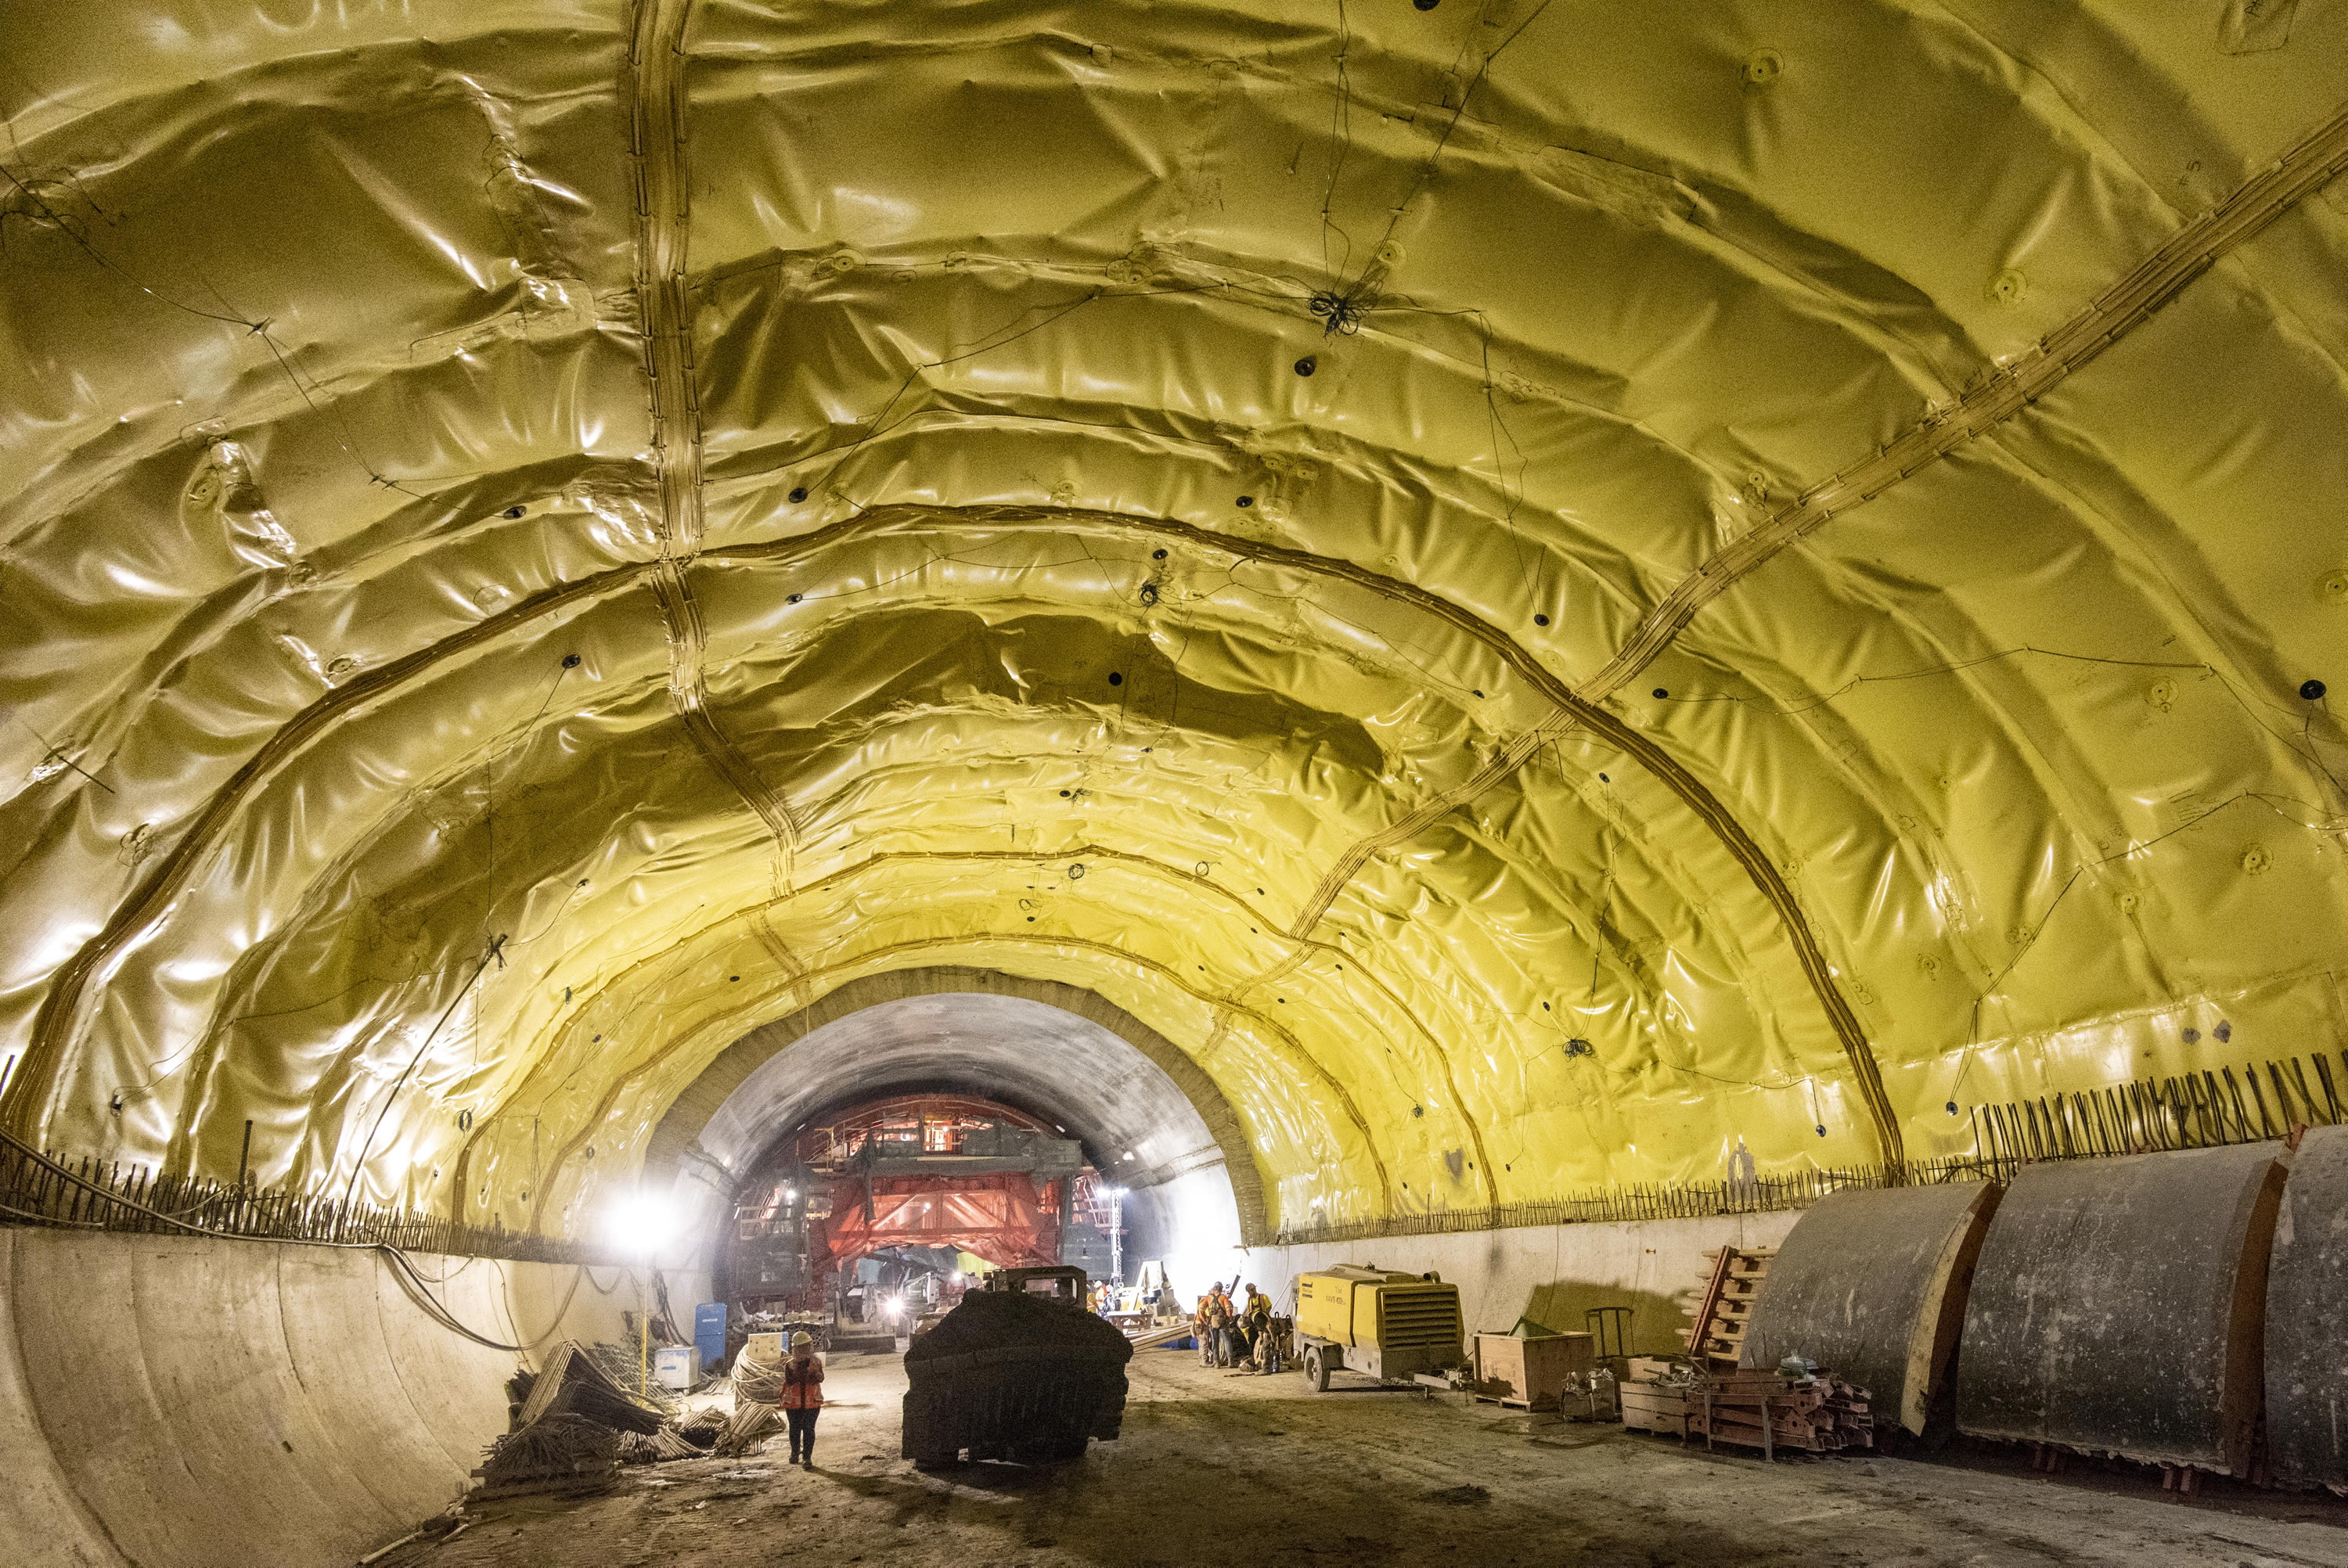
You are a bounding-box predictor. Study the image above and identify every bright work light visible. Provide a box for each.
[603,1189,675,1258]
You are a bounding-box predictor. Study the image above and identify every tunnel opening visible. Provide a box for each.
[713,1090,1117,1332]
[650,978,1257,1314]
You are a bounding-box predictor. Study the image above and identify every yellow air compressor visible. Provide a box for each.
[1292,1265,1464,1391]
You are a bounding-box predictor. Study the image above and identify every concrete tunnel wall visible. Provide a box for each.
[0,1229,705,1568]
[1,1205,1795,1568]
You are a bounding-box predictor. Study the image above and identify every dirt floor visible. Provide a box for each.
[383,1350,2348,1567]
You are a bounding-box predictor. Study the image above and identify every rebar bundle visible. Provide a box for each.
[713,1402,781,1457]
[616,1425,709,1464]
[474,1413,618,1492]
[513,1342,666,1435]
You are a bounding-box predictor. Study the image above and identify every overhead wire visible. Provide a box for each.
[0,145,424,498]
[339,932,512,1210]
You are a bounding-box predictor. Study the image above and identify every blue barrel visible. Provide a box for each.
[694,1301,728,1369]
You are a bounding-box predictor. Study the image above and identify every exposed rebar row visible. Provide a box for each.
[0,1127,605,1264]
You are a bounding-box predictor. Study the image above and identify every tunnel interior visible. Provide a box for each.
[2,2,2347,1564]
[676,988,1250,1310]
[647,975,1255,1284]
[7,0,2346,1246]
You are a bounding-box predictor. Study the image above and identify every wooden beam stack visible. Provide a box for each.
[1685,1369,1875,1456]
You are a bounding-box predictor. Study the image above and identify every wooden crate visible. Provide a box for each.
[1472,1332,1596,1411]
[1620,1382,1690,1437]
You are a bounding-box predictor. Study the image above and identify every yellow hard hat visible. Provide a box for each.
[791,1330,814,1350]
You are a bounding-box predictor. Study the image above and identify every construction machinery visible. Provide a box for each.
[979,1264,1089,1303]
[900,1265,1131,1466]
[1293,1265,1466,1391]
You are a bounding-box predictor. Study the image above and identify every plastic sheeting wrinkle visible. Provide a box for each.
[1580,95,2348,705]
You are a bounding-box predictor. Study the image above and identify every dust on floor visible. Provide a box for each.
[381,1350,2348,1567]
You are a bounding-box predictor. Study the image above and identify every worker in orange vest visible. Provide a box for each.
[1206,1283,1237,1367]
[780,1330,825,1469]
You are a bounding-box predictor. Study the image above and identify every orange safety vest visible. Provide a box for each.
[780,1355,826,1410]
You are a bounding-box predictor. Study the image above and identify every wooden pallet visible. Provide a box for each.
[1680,1246,1775,1372]
[1468,1391,1550,1412]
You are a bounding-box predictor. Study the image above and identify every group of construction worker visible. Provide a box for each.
[1194,1280,1283,1372]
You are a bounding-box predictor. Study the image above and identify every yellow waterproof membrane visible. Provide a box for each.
[2,1,2346,1244]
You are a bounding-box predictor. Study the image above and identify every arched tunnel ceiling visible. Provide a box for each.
[672,992,1226,1196]
[2,1,2346,1240]
[643,969,1269,1243]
